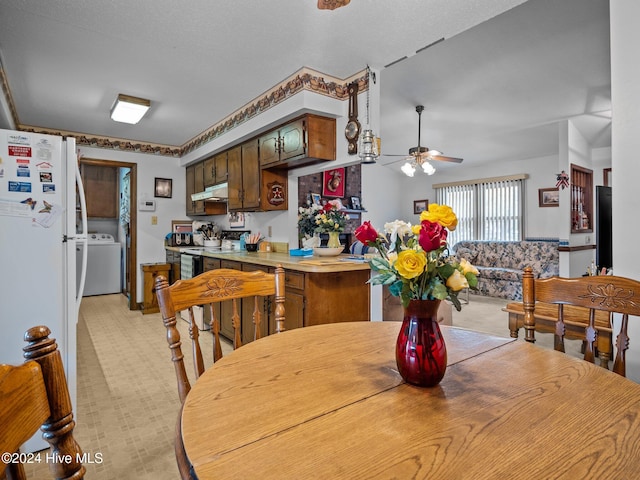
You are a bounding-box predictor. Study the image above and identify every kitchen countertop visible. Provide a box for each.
[166,246,371,273]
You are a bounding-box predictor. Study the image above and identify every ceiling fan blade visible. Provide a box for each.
[381,153,410,157]
[380,156,413,166]
[430,155,464,164]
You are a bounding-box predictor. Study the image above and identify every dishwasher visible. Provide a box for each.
[179,251,210,330]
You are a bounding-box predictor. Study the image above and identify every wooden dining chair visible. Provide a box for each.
[522,266,640,376]
[1,326,85,480]
[156,265,286,479]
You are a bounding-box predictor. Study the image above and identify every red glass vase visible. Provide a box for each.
[396,299,448,387]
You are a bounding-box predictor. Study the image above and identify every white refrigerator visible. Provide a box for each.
[0,128,87,451]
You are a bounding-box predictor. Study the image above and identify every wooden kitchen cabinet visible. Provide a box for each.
[275,270,304,333]
[203,152,228,187]
[228,141,260,211]
[81,164,118,218]
[259,114,336,169]
[185,161,227,217]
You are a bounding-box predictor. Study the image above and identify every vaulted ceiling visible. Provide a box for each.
[0,0,609,171]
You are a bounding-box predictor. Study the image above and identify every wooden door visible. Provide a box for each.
[259,129,280,166]
[215,152,228,184]
[185,164,196,215]
[227,146,243,211]
[203,156,215,188]
[193,162,205,214]
[82,164,118,218]
[279,119,305,162]
[241,140,260,210]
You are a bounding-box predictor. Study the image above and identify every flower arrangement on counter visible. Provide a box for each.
[298,200,349,248]
[298,204,323,239]
[354,203,479,311]
[314,201,348,234]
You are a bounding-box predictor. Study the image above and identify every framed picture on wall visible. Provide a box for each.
[350,196,361,210]
[154,177,172,198]
[413,199,428,214]
[322,167,346,198]
[538,188,559,207]
[311,193,322,205]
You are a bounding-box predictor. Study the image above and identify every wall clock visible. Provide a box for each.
[345,81,360,155]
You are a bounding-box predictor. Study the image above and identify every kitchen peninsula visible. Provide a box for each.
[166,247,371,344]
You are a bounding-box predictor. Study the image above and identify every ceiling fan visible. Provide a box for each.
[383,105,463,176]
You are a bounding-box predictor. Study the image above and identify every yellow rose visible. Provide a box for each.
[459,258,479,276]
[420,203,458,231]
[446,269,469,291]
[394,250,427,279]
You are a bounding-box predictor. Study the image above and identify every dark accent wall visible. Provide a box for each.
[297,164,363,234]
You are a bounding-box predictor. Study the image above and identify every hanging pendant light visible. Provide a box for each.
[359,66,379,164]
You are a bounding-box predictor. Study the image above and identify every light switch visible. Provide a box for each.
[151,215,158,225]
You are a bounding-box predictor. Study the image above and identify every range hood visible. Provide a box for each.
[191,183,228,202]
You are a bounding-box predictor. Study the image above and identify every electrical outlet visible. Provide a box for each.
[268,225,272,237]
[151,215,158,225]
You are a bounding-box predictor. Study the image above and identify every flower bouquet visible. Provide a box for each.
[354,203,478,311]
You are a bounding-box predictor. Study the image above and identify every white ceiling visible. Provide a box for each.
[0,0,610,172]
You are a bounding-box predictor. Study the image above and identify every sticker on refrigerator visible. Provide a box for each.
[34,200,62,228]
[6,133,30,145]
[8,146,31,157]
[8,181,31,192]
[39,171,52,182]
[36,139,53,161]
[17,165,30,177]
[42,184,56,194]
[0,198,35,217]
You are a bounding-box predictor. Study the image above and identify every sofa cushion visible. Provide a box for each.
[477,267,523,282]
[454,247,477,263]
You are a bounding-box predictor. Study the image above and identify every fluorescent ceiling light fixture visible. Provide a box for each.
[110,94,150,124]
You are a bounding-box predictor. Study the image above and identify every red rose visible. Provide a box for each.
[418,220,448,252]
[355,221,378,245]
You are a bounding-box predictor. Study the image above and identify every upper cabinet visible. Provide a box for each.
[228,142,260,211]
[185,113,334,216]
[203,152,228,188]
[259,114,336,169]
[186,163,226,216]
[81,164,118,218]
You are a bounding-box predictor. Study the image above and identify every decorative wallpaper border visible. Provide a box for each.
[0,66,368,158]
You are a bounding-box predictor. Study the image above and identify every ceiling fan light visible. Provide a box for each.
[401,162,416,177]
[422,161,436,175]
[110,94,150,124]
[428,149,442,157]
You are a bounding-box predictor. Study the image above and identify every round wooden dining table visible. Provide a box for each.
[180,321,640,479]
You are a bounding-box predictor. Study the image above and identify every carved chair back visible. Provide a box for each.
[1,326,85,480]
[155,265,286,403]
[522,266,640,376]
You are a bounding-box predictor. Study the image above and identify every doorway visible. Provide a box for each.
[80,158,138,310]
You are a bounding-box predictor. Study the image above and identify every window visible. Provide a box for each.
[435,175,526,245]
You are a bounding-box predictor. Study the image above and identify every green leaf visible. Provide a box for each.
[466,273,478,288]
[432,283,448,300]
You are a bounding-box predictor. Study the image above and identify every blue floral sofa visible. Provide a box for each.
[452,240,559,300]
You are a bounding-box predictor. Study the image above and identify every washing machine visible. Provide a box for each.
[77,233,121,296]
